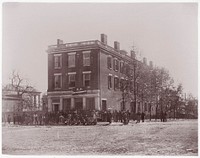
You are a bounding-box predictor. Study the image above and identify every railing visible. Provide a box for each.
[66,40,97,47]
[48,40,120,53]
[48,40,98,50]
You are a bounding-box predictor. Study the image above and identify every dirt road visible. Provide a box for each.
[2,119,198,155]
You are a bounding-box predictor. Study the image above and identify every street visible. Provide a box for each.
[2,119,198,155]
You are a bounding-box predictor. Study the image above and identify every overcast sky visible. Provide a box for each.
[2,3,198,97]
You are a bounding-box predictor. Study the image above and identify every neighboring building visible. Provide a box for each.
[2,89,21,122]
[2,85,42,122]
[47,34,155,115]
[41,93,48,112]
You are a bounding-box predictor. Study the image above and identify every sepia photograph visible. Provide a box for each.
[1,1,198,156]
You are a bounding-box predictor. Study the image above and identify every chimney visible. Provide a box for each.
[57,39,63,45]
[130,50,136,59]
[114,41,120,51]
[143,57,147,65]
[100,34,107,45]
[149,61,153,68]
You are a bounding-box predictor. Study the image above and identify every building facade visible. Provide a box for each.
[47,34,156,116]
[2,86,42,123]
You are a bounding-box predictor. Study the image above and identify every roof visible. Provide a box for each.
[3,84,41,94]
[47,40,139,64]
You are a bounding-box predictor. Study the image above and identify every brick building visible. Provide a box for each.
[47,34,156,116]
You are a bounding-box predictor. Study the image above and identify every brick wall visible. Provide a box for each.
[48,49,100,92]
[99,50,132,111]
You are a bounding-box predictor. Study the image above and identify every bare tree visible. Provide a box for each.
[148,66,175,120]
[4,70,36,111]
[9,70,35,96]
[118,62,133,111]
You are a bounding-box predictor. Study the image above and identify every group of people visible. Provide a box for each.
[99,110,131,125]
[160,111,167,122]
[136,112,146,123]
[5,110,98,126]
[4,109,167,126]
[11,113,46,125]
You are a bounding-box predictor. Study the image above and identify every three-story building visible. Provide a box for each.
[47,34,155,115]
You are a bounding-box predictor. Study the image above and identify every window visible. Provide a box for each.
[108,75,112,89]
[114,59,119,71]
[54,74,62,89]
[126,64,130,75]
[63,98,71,111]
[116,60,119,71]
[68,53,76,68]
[120,78,125,91]
[120,62,124,73]
[123,63,126,74]
[107,56,112,69]
[114,76,119,90]
[113,59,115,70]
[68,73,76,88]
[83,51,91,66]
[83,72,91,87]
[54,54,62,69]
[86,98,95,110]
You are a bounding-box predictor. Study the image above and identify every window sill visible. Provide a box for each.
[54,67,62,69]
[84,86,91,89]
[54,88,62,90]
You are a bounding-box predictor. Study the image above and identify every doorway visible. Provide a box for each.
[54,104,59,112]
[102,100,107,111]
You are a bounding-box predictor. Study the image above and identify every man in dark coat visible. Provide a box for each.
[107,110,112,124]
[141,112,145,122]
[7,115,11,124]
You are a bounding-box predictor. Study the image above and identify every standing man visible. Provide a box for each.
[107,110,112,124]
[141,112,145,122]
[13,113,16,125]
[160,111,164,122]
[136,112,141,123]
[164,111,167,122]
[7,114,11,124]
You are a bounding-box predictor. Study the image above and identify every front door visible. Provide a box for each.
[54,104,59,112]
[102,100,107,111]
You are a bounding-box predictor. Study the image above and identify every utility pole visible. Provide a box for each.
[133,61,137,114]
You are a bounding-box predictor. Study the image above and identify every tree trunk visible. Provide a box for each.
[173,102,176,119]
[149,104,152,121]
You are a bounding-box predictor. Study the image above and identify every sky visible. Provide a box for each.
[2,2,198,97]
